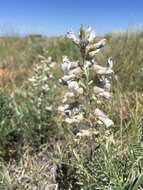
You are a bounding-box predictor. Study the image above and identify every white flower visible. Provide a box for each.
[75,113,83,122]
[88,38,106,57]
[63,92,75,99]
[70,61,79,69]
[61,56,72,74]
[96,38,106,47]
[49,74,53,79]
[34,65,43,73]
[98,78,111,91]
[73,106,81,115]
[61,74,75,82]
[88,31,96,43]
[107,57,113,68]
[89,49,101,57]
[77,129,91,137]
[68,81,79,93]
[62,97,75,104]
[69,67,81,77]
[93,86,105,93]
[93,86,111,99]
[28,77,36,83]
[93,64,113,75]
[86,27,92,33]
[67,31,79,45]
[103,78,111,91]
[38,55,45,59]
[65,113,83,124]
[44,66,50,72]
[65,117,77,124]
[77,87,84,95]
[47,56,52,62]
[85,60,92,67]
[37,97,42,103]
[45,106,52,111]
[62,92,75,104]
[42,84,49,92]
[86,27,96,43]
[94,108,114,127]
[58,104,70,112]
[49,61,56,68]
[61,56,79,74]
[42,76,48,81]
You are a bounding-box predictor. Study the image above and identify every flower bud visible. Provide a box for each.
[94,108,114,127]
[93,86,111,99]
[68,81,80,93]
[92,64,113,75]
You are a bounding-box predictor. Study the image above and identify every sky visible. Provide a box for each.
[0,0,143,36]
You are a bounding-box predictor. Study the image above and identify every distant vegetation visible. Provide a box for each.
[0,29,143,189]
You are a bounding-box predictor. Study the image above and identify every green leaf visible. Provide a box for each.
[131,174,143,190]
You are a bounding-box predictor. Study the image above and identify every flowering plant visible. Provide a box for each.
[23,48,57,144]
[28,48,56,114]
[59,26,114,136]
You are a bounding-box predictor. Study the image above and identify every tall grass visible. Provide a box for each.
[0,29,143,189]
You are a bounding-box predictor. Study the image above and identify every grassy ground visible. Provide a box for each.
[0,30,143,189]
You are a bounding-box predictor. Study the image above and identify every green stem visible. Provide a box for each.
[81,52,91,121]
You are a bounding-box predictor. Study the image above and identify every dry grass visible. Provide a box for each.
[0,30,143,189]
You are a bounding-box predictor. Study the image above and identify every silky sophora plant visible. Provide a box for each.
[28,48,55,113]
[59,26,114,136]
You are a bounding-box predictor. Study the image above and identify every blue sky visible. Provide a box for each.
[0,0,143,36]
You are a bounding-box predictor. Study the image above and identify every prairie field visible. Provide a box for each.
[0,28,143,190]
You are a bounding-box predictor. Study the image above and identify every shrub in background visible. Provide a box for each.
[19,48,59,146]
[0,89,14,157]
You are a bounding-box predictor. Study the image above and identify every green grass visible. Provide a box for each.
[0,30,143,189]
